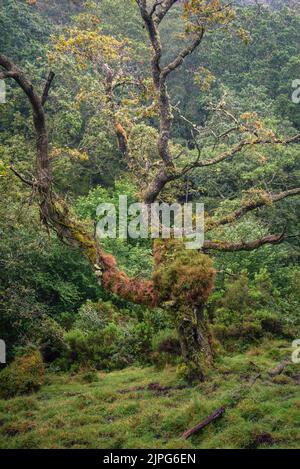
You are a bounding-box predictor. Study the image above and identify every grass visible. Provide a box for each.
[0,340,299,449]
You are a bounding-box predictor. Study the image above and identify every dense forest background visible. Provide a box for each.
[0,0,300,449]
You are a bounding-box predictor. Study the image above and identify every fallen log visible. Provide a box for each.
[181,406,225,440]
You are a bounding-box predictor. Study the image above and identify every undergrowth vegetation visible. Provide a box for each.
[0,341,299,449]
[0,350,45,400]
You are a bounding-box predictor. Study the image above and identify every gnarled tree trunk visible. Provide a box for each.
[174,305,214,382]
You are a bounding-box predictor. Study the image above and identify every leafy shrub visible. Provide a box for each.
[212,308,285,349]
[210,270,287,349]
[62,325,131,371]
[152,329,180,354]
[124,322,154,364]
[151,329,181,368]
[0,350,45,399]
[176,361,200,383]
[57,297,172,371]
[60,317,168,371]
[75,370,99,384]
[74,300,118,333]
[32,317,68,363]
[62,329,90,368]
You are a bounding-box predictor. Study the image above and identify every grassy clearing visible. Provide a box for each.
[0,340,299,449]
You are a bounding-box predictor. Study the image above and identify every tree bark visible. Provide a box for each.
[181,406,225,439]
[175,306,213,382]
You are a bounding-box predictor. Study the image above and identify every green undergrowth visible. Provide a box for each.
[0,340,299,449]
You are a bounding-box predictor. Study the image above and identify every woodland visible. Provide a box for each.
[0,0,299,450]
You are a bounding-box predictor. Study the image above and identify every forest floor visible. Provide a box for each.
[0,340,299,449]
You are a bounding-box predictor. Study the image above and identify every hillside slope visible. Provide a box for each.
[0,340,299,450]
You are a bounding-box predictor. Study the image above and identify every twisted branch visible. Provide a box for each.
[0,52,158,307]
[203,231,286,252]
[206,188,300,231]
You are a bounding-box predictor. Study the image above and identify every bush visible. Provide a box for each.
[32,317,68,363]
[59,303,169,370]
[0,350,45,399]
[58,301,173,371]
[210,271,286,349]
[124,322,154,364]
[75,370,99,384]
[212,309,285,350]
[152,329,181,354]
[62,325,131,371]
[74,300,117,333]
[152,329,181,368]
[176,361,200,383]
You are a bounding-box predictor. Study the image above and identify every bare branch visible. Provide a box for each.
[161,29,205,78]
[181,406,225,439]
[181,132,300,174]
[41,71,55,106]
[10,167,34,187]
[138,2,205,202]
[112,78,146,92]
[140,13,162,88]
[154,0,179,24]
[143,168,174,204]
[0,70,17,79]
[0,54,44,119]
[207,188,300,231]
[149,0,164,17]
[0,53,51,192]
[138,0,175,173]
[142,127,300,204]
[203,231,286,252]
[138,3,299,209]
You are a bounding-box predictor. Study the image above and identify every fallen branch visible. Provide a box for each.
[181,369,261,439]
[180,356,293,441]
[181,406,225,440]
[268,359,291,377]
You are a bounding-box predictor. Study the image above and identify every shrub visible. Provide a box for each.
[60,303,168,370]
[152,329,181,354]
[32,317,68,363]
[210,270,286,349]
[61,329,88,365]
[124,322,154,364]
[59,302,173,371]
[256,310,283,335]
[151,329,181,368]
[75,370,99,384]
[212,308,286,351]
[0,350,45,399]
[176,361,200,382]
[74,300,117,333]
[63,325,130,371]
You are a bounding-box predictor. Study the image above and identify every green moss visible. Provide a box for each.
[153,239,215,307]
[152,240,217,382]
